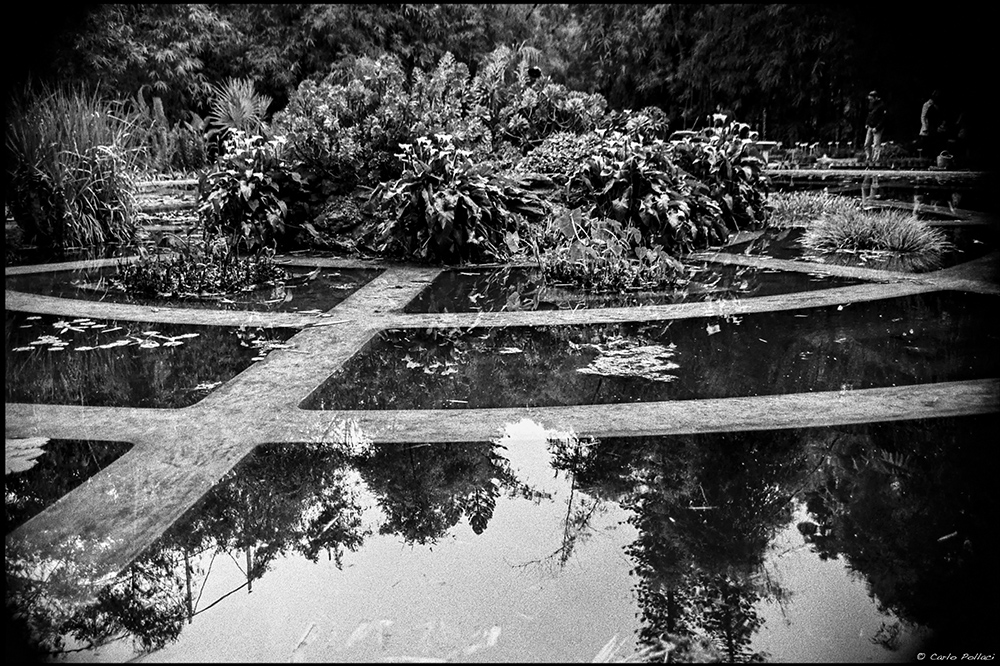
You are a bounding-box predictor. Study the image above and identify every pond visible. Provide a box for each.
[5,311,298,407]
[404,263,866,314]
[303,291,998,410]
[5,265,383,313]
[13,414,995,662]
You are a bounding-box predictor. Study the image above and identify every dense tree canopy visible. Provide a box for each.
[7,4,992,154]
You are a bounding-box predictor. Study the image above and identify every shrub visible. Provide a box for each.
[131,88,210,176]
[373,134,547,263]
[514,131,605,189]
[666,124,770,232]
[206,77,273,141]
[197,131,310,257]
[272,54,413,190]
[5,85,142,249]
[566,132,731,255]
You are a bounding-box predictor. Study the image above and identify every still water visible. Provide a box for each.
[6,266,382,313]
[404,263,864,314]
[5,311,298,407]
[10,414,995,662]
[305,291,998,409]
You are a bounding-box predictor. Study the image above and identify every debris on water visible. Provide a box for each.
[5,436,50,474]
[576,337,680,383]
[190,381,223,392]
[706,323,721,335]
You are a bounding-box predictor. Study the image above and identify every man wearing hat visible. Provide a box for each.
[864,90,886,164]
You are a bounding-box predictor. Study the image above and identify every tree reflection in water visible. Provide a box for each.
[548,415,998,661]
[7,415,997,661]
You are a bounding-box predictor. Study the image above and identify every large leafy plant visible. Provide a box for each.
[373,134,547,263]
[272,54,413,190]
[567,132,729,255]
[539,208,684,292]
[667,124,769,232]
[197,131,308,258]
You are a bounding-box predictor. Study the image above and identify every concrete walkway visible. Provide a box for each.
[5,240,1000,608]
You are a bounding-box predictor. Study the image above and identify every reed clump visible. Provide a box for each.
[6,84,143,249]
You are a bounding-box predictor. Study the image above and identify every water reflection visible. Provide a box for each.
[404,263,862,314]
[5,266,383,313]
[5,439,134,533]
[7,415,997,661]
[304,292,999,409]
[5,312,298,407]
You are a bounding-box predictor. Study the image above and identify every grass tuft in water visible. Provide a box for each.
[799,206,953,271]
[766,190,863,228]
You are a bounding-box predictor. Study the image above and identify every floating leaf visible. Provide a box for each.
[6,437,50,475]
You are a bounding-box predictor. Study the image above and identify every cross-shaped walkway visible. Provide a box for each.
[6,238,999,610]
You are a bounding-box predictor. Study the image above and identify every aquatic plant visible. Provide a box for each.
[766,190,863,228]
[113,238,288,298]
[539,208,684,292]
[799,207,953,271]
[566,131,733,254]
[5,84,142,249]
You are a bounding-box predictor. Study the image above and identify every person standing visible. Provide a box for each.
[864,90,886,165]
[919,90,943,159]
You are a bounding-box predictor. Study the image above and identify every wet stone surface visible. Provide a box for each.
[305,291,1000,410]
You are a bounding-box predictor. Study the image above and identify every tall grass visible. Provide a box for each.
[6,84,143,249]
[800,206,953,271]
[766,190,863,228]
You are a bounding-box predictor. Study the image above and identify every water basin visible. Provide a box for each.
[5,311,298,407]
[723,225,996,271]
[5,265,383,313]
[304,291,998,410]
